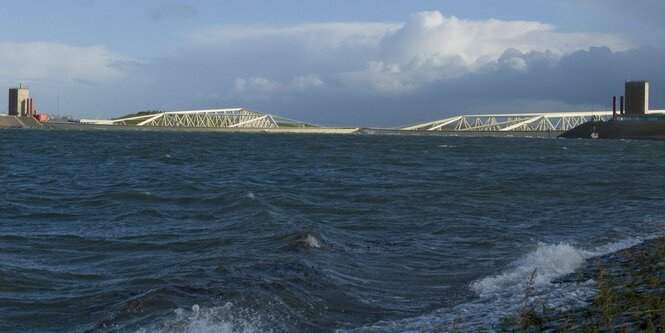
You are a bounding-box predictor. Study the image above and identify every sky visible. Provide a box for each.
[1,0,664,127]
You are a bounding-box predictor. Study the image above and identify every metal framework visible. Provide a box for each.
[400,110,665,132]
[109,108,278,128]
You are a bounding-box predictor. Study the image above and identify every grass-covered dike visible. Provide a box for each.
[496,237,665,332]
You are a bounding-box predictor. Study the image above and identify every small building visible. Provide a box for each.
[625,81,649,115]
[8,84,30,116]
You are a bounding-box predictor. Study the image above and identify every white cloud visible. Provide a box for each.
[228,77,282,102]
[229,74,326,102]
[7,10,642,124]
[0,42,130,85]
[235,77,278,92]
[181,11,629,97]
[343,11,630,94]
[187,23,396,52]
[0,42,146,117]
[291,74,325,90]
[383,11,628,65]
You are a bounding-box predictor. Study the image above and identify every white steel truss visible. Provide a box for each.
[400,110,665,132]
[109,108,279,128]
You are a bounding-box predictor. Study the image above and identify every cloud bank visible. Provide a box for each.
[2,10,663,126]
[148,10,639,125]
[0,42,142,115]
[0,42,126,84]
[180,11,628,98]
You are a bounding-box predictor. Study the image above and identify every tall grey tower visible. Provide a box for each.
[8,84,30,116]
[625,81,649,115]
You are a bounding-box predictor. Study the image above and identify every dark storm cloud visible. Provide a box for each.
[6,10,654,125]
[388,46,665,126]
[212,46,665,127]
[127,45,665,127]
[442,46,665,105]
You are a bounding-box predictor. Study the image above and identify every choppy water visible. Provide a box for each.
[1,129,665,332]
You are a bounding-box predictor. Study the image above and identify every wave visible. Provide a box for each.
[470,242,592,298]
[343,237,645,332]
[279,233,324,252]
[135,303,274,333]
[300,234,321,249]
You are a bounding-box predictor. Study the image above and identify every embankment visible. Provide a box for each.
[0,116,42,128]
[504,237,665,332]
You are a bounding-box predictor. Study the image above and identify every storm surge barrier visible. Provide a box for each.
[109,109,279,128]
[399,110,665,132]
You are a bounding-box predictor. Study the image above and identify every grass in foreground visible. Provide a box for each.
[499,237,665,332]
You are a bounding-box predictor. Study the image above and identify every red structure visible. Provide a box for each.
[34,114,48,122]
[27,98,35,116]
[27,97,48,123]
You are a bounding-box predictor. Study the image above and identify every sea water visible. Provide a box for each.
[1,130,665,332]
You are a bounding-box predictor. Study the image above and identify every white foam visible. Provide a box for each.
[471,242,592,298]
[136,303,271,333]
[474,237,643,302]
[593,237,644,256]
[344,237,646,332]
[245,192,255,200]
[303,234,321,248]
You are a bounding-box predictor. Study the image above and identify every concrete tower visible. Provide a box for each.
[625,81,649,115]
[8,84,30,116]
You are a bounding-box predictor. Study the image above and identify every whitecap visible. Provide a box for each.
[470,242,592,298]
[135,302,272,333]
[344,238,645,332]
[245,192,255,200]
[302,234,321,249]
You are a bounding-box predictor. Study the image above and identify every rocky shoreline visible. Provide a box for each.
[501,237,665,332]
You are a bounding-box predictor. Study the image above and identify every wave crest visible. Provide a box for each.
[471,242,591,297]
[136,303,272,333]
[345,238,644,332]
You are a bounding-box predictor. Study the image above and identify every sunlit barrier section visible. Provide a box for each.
[111,108,278,128]
[399,110,665,132]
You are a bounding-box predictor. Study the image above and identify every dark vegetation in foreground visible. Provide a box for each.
[498,237,665,332]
